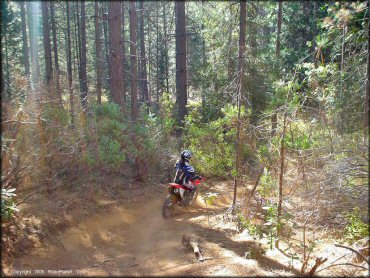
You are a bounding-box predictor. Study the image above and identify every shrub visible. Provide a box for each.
[85,103,128,172]
[345,208,369,242]
[1,188,19,221]
[184,104,245,177]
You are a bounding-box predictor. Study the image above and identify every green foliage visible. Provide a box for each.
[184,104,245,177]
[344,208,369,242]
[85,102,127,171]
[1,188,19,221]
[42,105,69,126]
[284,120,319,151]
[262,203,279,249]
[259,169,277,198]
[237,214,264,238]
[202,192,219,205]
[158,93,176,138]
[85,102,161,177]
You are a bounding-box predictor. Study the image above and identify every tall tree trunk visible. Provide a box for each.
[103,3,111,95]
[365,0,370,141]
[175,1,187,130]
[20,2,30,79]
[139,1,149,105]
[50,1,62,103]
[129,1,139,121]
[80,1,88,111]
[72,2,78,81]
[276,0,282,59]
[50,2,61,102]
[238,0,247,106]
[122,2,127,103]
[76,2,82,93]
[95,1,103,105]
[108,1,125,108]
[275,111,287,248]
[227,4,234,83]
[27,2,40,86]
[232,0,247,210]
[1,61,5,99]
[41,1,53,88]
[66,2,74,126]
[156,3,160,102]
[163,2,169,94]
[340,23,347,100]
[271,0,282,137]
[147,11,152,102]
[4,32,11,99]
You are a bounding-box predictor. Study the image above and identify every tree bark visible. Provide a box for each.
[108,1,125,109]
[163,2,169,94]
[156,4,160,102]
[50,2,61,101]
[95,1,103,105]
[4,31,10,99]
[232,0,247,210]
[27,2,40,86]
[340,23,347,100]
[175,1,187,130]
[41,1,53,88]
[103,3,111,94]
[19,2,30,79]
[147,11,152,102]
[276,0,282,59]
[121,2,127,103]
[227,5,234,83]
[275,111,287,248]
[364,0,369,141]
[238,0,247,106]
[271,0,282,137]
[76,2,82,92]
[66,2,75,126]
[72,2,78,81]
[130,1,139,121]
[139,1,149,106]
[80,1,88,111]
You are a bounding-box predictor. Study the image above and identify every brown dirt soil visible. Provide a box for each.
[2,179,368,276]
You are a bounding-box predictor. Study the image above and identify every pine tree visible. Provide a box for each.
[175,1,187,130]
[130,1,139,121]
[108,1,125,108]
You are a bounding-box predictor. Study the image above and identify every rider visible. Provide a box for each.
[174,150,197,193]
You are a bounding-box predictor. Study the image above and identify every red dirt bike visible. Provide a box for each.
[162,176,204,219]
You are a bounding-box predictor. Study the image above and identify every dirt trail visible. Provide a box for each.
[10,181,298,276]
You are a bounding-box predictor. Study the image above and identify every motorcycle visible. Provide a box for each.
[162,176,204,219]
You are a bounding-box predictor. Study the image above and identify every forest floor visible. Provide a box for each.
[2,177,368,276]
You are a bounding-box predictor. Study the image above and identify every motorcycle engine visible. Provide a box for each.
[181,190,194,207]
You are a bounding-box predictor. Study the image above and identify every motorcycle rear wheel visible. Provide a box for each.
[162,194,178,219]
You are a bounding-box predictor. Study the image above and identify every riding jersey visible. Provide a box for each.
[174,159,196,185]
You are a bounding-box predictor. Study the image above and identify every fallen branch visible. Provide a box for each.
[334,244,370,264]
[2,119,37,125]
[16,191,37,206]
[182,234,204,262]
[317,262,368,273]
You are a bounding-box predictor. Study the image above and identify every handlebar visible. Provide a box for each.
[193,175,205,181]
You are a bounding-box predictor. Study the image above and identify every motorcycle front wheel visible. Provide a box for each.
[162,194,178,219]
[188,186,199,207]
